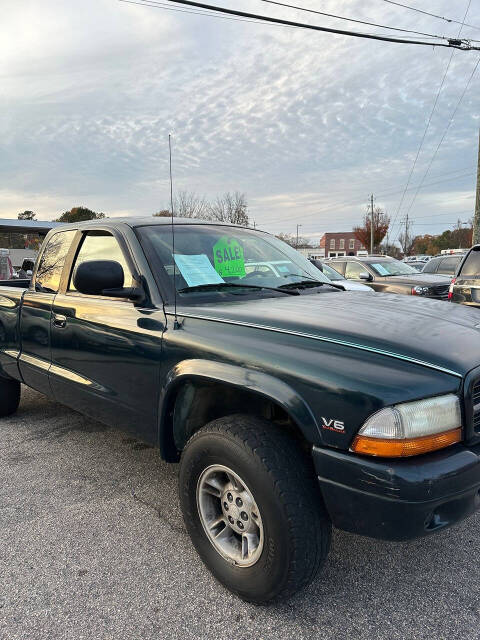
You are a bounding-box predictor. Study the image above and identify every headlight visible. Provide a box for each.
[351,394,462,457]
[412,285,430,296]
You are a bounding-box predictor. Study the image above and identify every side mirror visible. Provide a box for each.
[359,272,372,281]
[74,260,124,295]
[73,260,145,302]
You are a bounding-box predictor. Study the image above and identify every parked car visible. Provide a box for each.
[404,254,430,263]
[309,258,374,292]
[2,218,480,603]
[326,255,451,298]
[449,245,480,307]
[422,253,465,279]
[405,260,426,272]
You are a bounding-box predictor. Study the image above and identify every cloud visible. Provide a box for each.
[1,0,479,242]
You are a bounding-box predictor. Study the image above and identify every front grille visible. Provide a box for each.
[472,381,480,432]
[431,284,449,299]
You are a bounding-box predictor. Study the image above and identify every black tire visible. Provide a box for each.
[179,414,331,603]
[0,378,20,417]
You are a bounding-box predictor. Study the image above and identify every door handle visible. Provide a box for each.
[53,314,67,329]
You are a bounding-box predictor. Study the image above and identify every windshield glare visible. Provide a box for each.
[366,259,418,276]
[138,224,330,300]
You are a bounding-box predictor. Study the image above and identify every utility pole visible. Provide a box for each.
[474,129,480,244]
[405,213,409,255]
[296,224,302,249]
[400,214,410,255]
[370,194,374,254]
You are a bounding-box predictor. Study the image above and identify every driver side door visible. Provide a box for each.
[50,229,165,443]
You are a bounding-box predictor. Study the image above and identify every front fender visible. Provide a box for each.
[158,358,320,459]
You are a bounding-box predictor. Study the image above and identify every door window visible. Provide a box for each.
[459,250,480,278]
[35,230,76,293]
[69,232,132,292]
[330,261,346,275]
[345,262,370,280]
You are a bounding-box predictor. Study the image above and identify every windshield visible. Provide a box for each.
[366,259,418,276]
[137,224,331,301]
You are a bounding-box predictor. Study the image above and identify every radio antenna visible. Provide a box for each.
[169,133,179,329]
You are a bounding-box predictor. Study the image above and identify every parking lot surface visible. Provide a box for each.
[1,387,479,640]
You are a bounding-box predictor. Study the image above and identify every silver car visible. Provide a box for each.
[309,259,374,292]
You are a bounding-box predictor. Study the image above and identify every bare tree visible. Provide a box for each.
[398,227,415,256]
[174,190,208,219]
[276,233,311,248]
[205,192,249,226]
[153,191,207,219]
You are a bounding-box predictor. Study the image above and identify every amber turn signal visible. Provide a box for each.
[351,427,462,458]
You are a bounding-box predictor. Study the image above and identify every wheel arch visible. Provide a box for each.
[158,359,320,461]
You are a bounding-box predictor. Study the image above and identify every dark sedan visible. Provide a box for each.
[422,254,465,279]
[327,255,451,299]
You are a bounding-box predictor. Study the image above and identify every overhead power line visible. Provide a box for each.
[389,0,473,246]
[258,171,475,226]
[119,0,308,28]
[378,0,480,33]
[403,55,480,218]
[256,0,459,40]
[119,0,454,37]
[122,0,480,49]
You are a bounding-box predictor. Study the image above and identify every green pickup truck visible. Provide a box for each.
[1,218,480,603]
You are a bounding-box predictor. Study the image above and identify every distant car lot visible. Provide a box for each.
[2,386,480,640]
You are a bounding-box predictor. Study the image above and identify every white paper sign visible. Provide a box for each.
[372,263,389,276]
[174,254,225,287]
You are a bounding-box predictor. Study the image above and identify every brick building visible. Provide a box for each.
[318,232,366,258]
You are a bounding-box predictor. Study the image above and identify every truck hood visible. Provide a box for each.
[179,292,480,378]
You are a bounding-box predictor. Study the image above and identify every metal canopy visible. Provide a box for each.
[0,219,62,235]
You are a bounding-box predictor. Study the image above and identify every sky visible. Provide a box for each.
[1,0,479,246]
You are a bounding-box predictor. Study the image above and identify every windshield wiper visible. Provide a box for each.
[280,279,345,292]
[178,283,300,296]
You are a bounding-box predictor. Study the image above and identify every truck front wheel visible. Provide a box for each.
[179,414,331,603]
[0,378,20,417]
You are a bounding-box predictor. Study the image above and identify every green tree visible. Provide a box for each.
[55,207,105,223]
[18,210,36,220]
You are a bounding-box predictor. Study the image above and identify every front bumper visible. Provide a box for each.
[313,443,480,541]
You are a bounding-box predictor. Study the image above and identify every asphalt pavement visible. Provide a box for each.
[1,387,479,640]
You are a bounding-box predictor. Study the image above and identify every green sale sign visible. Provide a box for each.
[213,237,246,278]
